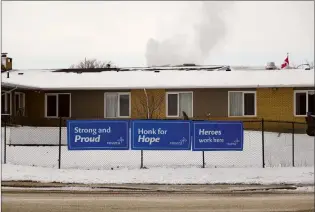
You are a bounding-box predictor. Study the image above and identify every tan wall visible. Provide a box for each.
[192,88,256,119]
[12,90,126,126]
[205,87,307,132]
[25,90,45,119]
[131,89,165,119]
[71,90,104,118]
[6,87,309,132]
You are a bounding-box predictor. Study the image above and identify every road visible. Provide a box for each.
[2,189,314,212]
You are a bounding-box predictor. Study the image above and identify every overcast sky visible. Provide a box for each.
[2,1,314,69]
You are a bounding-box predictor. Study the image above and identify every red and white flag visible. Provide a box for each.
[281,55,289,69]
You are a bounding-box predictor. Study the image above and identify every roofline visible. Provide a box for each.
[2,84,313,91]
[1,82,39,90]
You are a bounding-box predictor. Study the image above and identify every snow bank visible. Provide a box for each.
[2,164,314,185]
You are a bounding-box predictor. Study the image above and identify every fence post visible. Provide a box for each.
[58,117,62,169]
[140,150,144,169]
[3,116,7,164]
[261,118,265,168]
[292,122,295,167]
[202,151,205,168]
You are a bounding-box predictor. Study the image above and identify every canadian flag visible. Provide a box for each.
[281,55,289,69]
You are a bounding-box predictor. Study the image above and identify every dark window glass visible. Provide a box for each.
[7,94,11,114]
[1,93,6,114]
[47,95,57,117]
[308,92,315,114]
[168,94,178,116]
[58,94,70,117]
[296,93,307,115]
[15,94,20,113]
[244,93,255,116]
[119,94,129,117]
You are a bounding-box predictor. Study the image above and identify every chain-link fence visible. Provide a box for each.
[1,116,314,170]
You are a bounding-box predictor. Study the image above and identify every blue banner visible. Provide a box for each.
[131,120,191,150]
[67,120,129,150]
[192,121,243,151]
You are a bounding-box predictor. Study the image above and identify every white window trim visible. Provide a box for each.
[228,91,257,117]
[166,91,194,118]
[1,92,12,115]
[45,93,71,118]
[104,92,131,118]
[293,90,314,117]
[15,92,26,116]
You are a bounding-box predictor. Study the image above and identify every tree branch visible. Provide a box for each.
[70,58,114,69]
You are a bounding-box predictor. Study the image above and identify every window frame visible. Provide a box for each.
[1,92,12,115]
[44,93,71,118]
[104,92,131,118]
[293,90,315,117]
[228,91,257,117]
[165,91,194,118]
[14,91,26,116]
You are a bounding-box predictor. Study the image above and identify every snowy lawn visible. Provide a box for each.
[2,164,314,185]
[2,129,314,169]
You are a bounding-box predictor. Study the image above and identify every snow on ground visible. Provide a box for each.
[294,186,315,192]
[2,186,112,192]
[2,127,313,185]
[2,128,313,169]
[2,164,314,185]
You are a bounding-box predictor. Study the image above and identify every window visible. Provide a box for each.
[104,92,130,118]
[14,92,25,116]
[166,92,193,117]
[229,91,256,117]
[1,92,11,115]
[45,93,71,118]
[294,90,315,116]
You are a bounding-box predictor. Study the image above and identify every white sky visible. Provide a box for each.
[1,1,314,69]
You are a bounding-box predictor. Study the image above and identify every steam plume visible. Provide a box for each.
[145,1,233,66]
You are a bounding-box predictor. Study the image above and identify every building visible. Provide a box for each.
[1,65,314,132]
[1,53,13,72]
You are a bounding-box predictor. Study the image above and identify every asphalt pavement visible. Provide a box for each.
[2,185,314,212]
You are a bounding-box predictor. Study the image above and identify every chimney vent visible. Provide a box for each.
[1,53,13,71]
[265,62,277,70]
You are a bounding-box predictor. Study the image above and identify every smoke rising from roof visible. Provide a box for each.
[145,1,233,67]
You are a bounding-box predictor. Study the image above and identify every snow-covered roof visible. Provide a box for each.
[1,68,314,90]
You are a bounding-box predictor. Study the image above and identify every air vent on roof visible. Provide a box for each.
[265,62,277,70]
[183,63,196,66]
